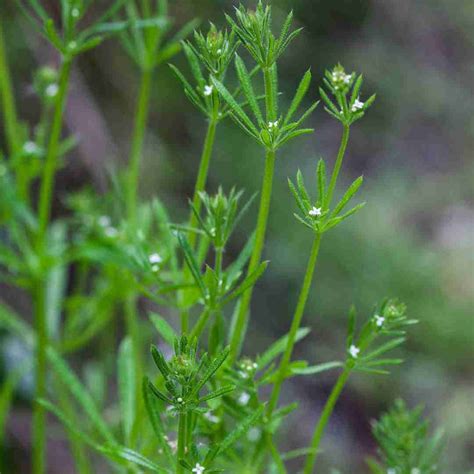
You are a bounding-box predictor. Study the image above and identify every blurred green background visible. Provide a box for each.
[1,0,473,472]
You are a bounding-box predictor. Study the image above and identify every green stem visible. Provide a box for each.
[32,284,46,474]
[56,380,92,474]
[187,114,218,249]
[303,367,351,474]
[228,67,277,363]
[32,55,72,474]
[268,234,322,415]
[37,56,72,243]
[252,235,321,469]
[176,412,187,474]
[0,19,20,158]
[179,112,219,333]
[228,148,276,363]
[326,125,350,207]
[126,67,153,223]
[189,307,212,340]
[125,292,142,406]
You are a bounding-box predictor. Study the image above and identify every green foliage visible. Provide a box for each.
[368,399,444,474]
[345,299,417,375]
[289,162,366,233]
[226,1,302,68]
[0,1,436,473]
[320,63,376,126]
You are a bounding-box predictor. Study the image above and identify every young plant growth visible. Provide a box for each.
[0,1,436,473]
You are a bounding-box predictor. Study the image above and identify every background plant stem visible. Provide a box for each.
[0,20,20,158]
[32,284,46,474]
[32,55,72,474]
[303,366,351,474]
[125,67,153,419]
[126,67,152,223]
[228,66,277,363]
[37,57,72,242]
[179,110,219,333]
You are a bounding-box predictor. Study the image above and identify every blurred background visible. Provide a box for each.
[1,0,473,472]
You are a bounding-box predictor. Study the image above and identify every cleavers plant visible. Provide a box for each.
[0,1,438,473]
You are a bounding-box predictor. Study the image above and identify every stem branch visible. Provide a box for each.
[126,68,153,223]
[303,367,351,474]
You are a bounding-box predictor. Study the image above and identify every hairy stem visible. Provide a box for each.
[228,148,275,362]
[303,367,351,474]
[126,67,152,223]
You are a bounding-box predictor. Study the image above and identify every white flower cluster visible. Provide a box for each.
[238,391,251,406]
[45,83,59,98]
[237,359,258,379]
[204,411,219,424]
[309,206,322,217]
[331,69,352,89]
[349,344,360,358]
[268,120,279,129]
[98,215,118,238]
[192,463,205,474]
[374,314,385,328]
[204,85,213,96]
[23,141,40,155]
[149,253,163,272]
[351,98,364,112]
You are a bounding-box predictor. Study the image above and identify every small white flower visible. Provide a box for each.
[204,411,219,423]
[238,370,249,379]
[268,120,278,129]
[167,439,178,453]
[247,427,261,441]
[45,83,59,98]
[349,344,360,358]
[343,74,352,84]
[71,8,80,18]
[177,397,184,404]
[411,469,421,474]
[374,314,385,327]
[216,48,222,55]
[149,253,162,264]
[309,206,322,217]
[23,141,39,155]
[204,85,213,96]
[98,215,111,227]
[238,392,250,406]
[104,226,118,238]
[192,463,205,474]
[351,98,364,112]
